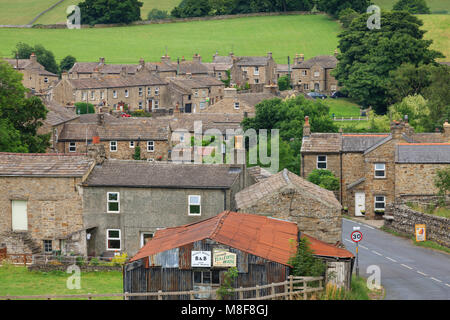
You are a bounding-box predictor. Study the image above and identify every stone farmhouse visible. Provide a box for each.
[199,87,276,115]
[291,52,340,95]
[56,114,171,161]
[168,76,225,113]
[3,53,58,93]
[235,168,342,244]
[81,161,251,256]
[0,153,95,257]
[301,117,450,219]
[52,71,170,113]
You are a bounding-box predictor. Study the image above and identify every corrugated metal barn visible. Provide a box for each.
[124,211,355,299]
[124,211,296,299]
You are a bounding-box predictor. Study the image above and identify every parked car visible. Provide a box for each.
[307,92,327,99]
[331,91,347,98]
[121,113,131,118]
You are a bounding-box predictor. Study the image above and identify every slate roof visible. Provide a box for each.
[66,74,167,89]
[83,161,241,189]
[212,55,233,64]
[396,143,450,163]
[171,61,209,75]
[0,153,93,177]
[168,76,224,91]
[203,62,233,72]
[276,64,290,72]
[167,113,244,133]
[235,56,271,67]
[44,102,79,126]
[238,92,278,107]
[129,211,299,265]
[69,62,139,75]
[235,168,341,210]
[58,119,170,141]
[292,55,337,69]
[301,133,341,153]
[342,134,390,152]
[247,166,273,182]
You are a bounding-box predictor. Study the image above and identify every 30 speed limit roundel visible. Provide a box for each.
[351,231,363,243]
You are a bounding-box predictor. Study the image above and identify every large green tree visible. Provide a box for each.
[317,0,371,17]
[393,0,431,14]
[333,11,443,114]
[59,55,77,74]
[78,0,143,25]
[13,42,59,75]
[0,60,50,153]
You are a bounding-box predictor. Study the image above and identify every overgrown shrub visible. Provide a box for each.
[307,169,340,191]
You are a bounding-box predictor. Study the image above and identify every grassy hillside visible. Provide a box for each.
[0,0,58,25]
[35,0,182,25]
[0,14,341,64]
[420,14,450,60]
[373,0,450,13]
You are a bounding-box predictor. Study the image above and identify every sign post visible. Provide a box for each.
[351,228,363,278]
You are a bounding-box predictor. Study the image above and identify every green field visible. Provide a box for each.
[322,98,362,118]
[421,14,450,61]
[0,264,123,299]
[373,0,450,13]
[0,14,341,64]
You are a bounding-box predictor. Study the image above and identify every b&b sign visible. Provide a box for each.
[191,251,211,267]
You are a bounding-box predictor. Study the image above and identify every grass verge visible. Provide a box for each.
[317,275,384,300]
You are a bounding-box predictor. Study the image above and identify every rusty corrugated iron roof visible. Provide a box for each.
[302,234,354,259]
[130,211,354,265]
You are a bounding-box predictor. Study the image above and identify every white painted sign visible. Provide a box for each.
[191,251,211,267]
[213,249,237,267]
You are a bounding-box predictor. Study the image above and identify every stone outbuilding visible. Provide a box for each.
[235,168,342,244]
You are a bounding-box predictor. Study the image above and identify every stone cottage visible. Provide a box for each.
[4,53,59,93]
[291,52,340,95]
[81,161,251,256]
[0,153,95,257]
[235,168,342,244]
[301,117,450,219]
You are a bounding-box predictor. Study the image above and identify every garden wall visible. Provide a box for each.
[384,203,450,248]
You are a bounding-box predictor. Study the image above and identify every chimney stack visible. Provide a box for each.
[87,143,106,165]
[61,71,69,80]
[303,116,311,137]
[267,52,273,60]
[443,120,450,142]
[390,120,406,140]
[93,67,100,79]
[299,54,304,62]
[30,53,37,63]
[99,57,105,65]
[139,58,145,67]
[120,66,127,77]
[334,49,338,57]
[161,54,170,63]
[97,113,105,126]
[193,53,201,63]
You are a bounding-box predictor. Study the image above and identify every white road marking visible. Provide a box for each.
[401,264,413,270]
[372,250,383,256]
[445,283,450,288]
[386,257,397,263]
[365,226,375,230]
[430,277,442,283]
[344,239,352,243]
[360,245,368,249]
[417,271,428,276]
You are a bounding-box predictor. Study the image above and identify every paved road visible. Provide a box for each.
[342,218,450,300]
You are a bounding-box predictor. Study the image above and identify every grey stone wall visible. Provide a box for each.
[384,203,450,248]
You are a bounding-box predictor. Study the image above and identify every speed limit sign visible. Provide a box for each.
[351,230,363,243]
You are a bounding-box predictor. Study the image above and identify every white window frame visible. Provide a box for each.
[374,195,386,212]
[254,79,259,84]
[317,155,327,169]
[140,232,154,248]
[154,100,159,109]
[147,141,154,152]
[44,77,49,83]
[125,89,129,98]
[180,134,185,143]
[304,83,309,90]
[138,87,143,97]
[374,163,386,178]
[139,101,143,109]
[110,141,118,152]
[129,141,135,148]
[82,92,87,100]
[314,71,320,77]
[69,142,76,153]
[107,192,120,213]
[254,67,259,76]
[155,87,159,96]
[301,70,307,76]
[147,87,151,95]
[106,229,121,251]
[90,91,95,100]
[188,195,201,216]
[113,90,117,99]
[12,200,28,231]
[234,102,240,110]
[100,91,105,100]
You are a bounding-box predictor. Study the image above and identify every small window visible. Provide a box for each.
[69,142,76,153]
[113,90,117,98]
[194,90,199,97]
[154,100,159,109]
[303,84,309,90]
[106,229,121,251]
[218,72,222,80]
[193,271,220,285]
[331,85,337,91]
[314,71,320,77]
[110,141,117,152]
[374,163,385,178]
[147,141,154,152]
[101,91,105,99]
[234,102,240,110]
[140,232,153,248]
[129,141,135,148]
[188,195,201,216]
[155,87,159,96]
[317,155,327,169]
[254,67,259,75]
[188,95,192,100]
[139,101,143,109]
[302,70,307,76]
[82,92,87,100]
[374,196,386,211]
[147,87,151,95]
[254,79,259,84]
[44,77,49,83]
[139,87,143,96]
[180,134,185,143]
[43,240,52,253]
[90,91,95,100]
[107,192,120,213]
[125,89,129,98]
